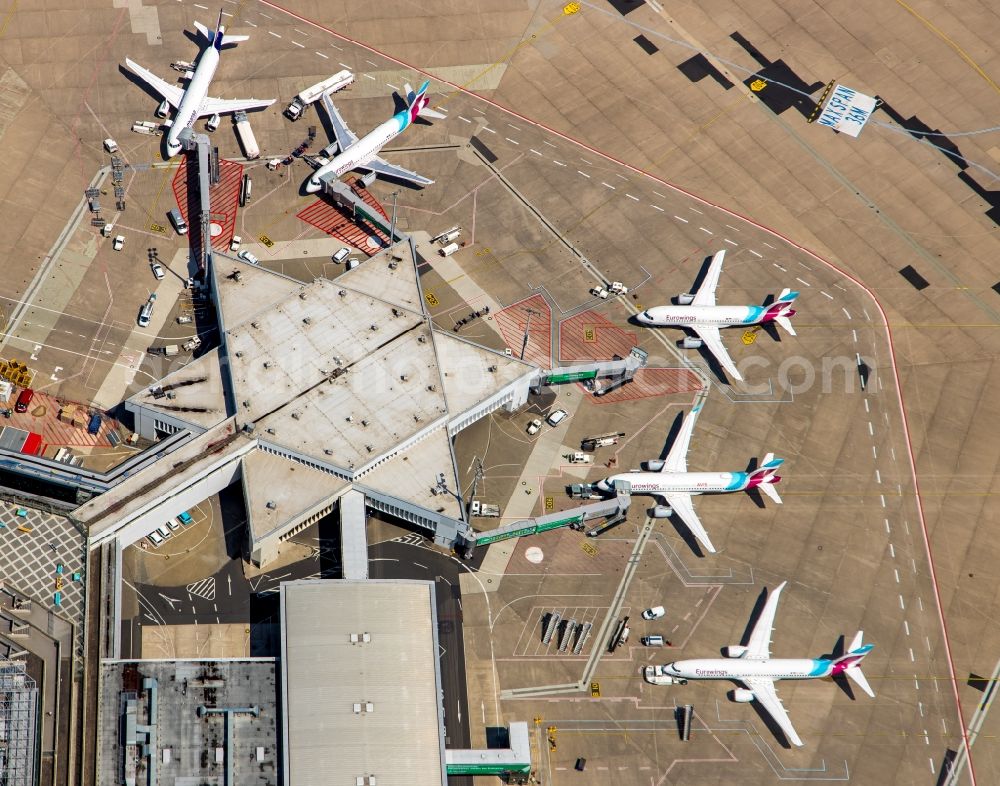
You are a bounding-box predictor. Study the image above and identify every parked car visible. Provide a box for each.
[230,235,242,251]
[642,606,666,620]
[590,286,609,299]
[546,409,568,427]
[333,247,350,263]
[112,235,125,251]
[151,262,165,280]
[14,388,34,413]
[526,418,542,435]
[237,249,259,265]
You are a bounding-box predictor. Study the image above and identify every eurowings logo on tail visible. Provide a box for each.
[407,81,431,124]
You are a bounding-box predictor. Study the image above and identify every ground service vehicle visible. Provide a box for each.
[526,418,542,435]
[205,113,220,132]
[138,294,156,327]
[87,413,102,435]
[439,242,459,257]
[233,110,259,159]
[642,606,666,620]
[644,665,687,685]
[590,286,609,299]
[113,235,125,251]
[237,249,259,265]
[230,235,242,251]
[103,138,118,153]
[609,281,628,295]
[433,226,461,244]
[333,247,350,263]
[546,409,568,427]
[14,389,33,413]
[642,635,665,647]
[569,453,593,464]
[284,69,354,120]
[168,208,188,235]
[151,263,165,280]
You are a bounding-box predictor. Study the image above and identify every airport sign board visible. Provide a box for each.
[815,84,877,138]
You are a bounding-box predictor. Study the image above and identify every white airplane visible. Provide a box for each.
[635,250,798,382]
[659,581,875,747]
[594,403,782,553]
[305,80,444,193]
[124,11,275,157]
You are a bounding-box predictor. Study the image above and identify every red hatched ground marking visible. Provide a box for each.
[171,158,244,252]
[559,310,638,362]
[5,392,122,449]
[583,368,702,404]
[494,294,552,367]
[296,177,390,257]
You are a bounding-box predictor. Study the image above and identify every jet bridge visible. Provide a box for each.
[463,487,630,555]
[533,346,648,394]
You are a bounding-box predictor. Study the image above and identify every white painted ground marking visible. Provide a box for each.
[543,140,557,148]
[875,468,882,482]
[903,619,909,635]
[626,193,640,201]
[925,636,932,650]
[363,74,375,80]
[653,189,665,196]
[651,205,664,212]
[880,495,886,508]
[894,568,900,583]
[246,20,257,28]
[553,160,566,166]
[821,290,833,299]
[863,308,871,320]
[910,648,916,662]
[749,250,762,258]
[699,226,713,234]
[899,594,906,610]
[724,238,738,245]
[601,182,616,189]
[773,263,787,271]
[459,116,471,123]
[482,126,496,134]
[763,241,776,248]
[725,224,740,232]
[577,170,591,178]
[505,137,520,145]
[884,519,891,533]
[891,447,896,461]
[929,758,935,774]
[690,207,703,214]
[918,597,923,612]
[315,51,329,59]
[365,59,377,67]
[795,277,811,286]
[268,31,281,38]
[889,543,895,558]
[852,329,858,342]
[530,148,542,155]
[292,40,305,48]
[868,421,874,436]
[508,123,520,130]
[386,83,399,90]
[842,307,852,319]
[864,398,870,413]
[911,558,917,573]
[674,215,689,223]
[339,62,351,69]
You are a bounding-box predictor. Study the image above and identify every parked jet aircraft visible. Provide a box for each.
[659,581,875,747]
[594,404,782,553]
[124,11,275,157]
[305,81,444,193]
[635,250,798,381]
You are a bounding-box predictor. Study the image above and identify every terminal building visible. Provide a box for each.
[75,238,537,567]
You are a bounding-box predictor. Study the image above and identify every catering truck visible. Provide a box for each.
[233,111,260,160]
[284,70,354,120]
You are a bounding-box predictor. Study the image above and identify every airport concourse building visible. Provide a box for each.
[77,239,537,566]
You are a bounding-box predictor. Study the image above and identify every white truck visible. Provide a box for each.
[643,665,687,686]
[233,111,260,160]
[608,281,629,295]
[568,452,593,464]
[103,138,119,153]
[439,242,460,257]
[433,226,462,244]
[470,500,501,518]
[131,120,160,136]
[284,70,354,120]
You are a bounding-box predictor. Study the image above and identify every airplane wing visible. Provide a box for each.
[361,155,435,186]
[743,677,803,747]
[660,492,716,554]
[199,96,275,116]
[691,325,742,382]
[692,250,726,307]
[746,581,787,660]
[662,405,700,473]
[318,92,359,156]
[124,58,185,108]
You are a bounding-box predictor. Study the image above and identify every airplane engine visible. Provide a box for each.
[724,645,748,658]
[730,688,755,703]
[650,505,673,519]
[676,293,695,305]
[643,460,665,472]
[679,337,703,349]
[156,99,170,118]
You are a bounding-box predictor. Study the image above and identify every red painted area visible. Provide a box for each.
[3,392,121,449]
[493,294,552,367]
[583,368,701,404]
[171,158,244,252]
[559,310,637,362]
[296,177,390,256]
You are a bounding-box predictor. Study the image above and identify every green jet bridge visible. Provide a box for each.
[465,484,631,553]
[445,721,531,777]
[532,346,648,396]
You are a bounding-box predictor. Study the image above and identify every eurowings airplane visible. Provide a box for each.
[305,81,444,193]
[635,250,798,382]
[124,12,275,157]
[661,581,875,747]
[594,404,782,553]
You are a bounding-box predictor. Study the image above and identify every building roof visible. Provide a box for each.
[432,330,536,417]
[280,580,446,786]
[336,245,424,312]
[125,348,228,432]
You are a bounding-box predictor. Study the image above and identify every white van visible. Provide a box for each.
[156,525,171,540]
[168,208,188,235]
[641,635,665,647]
[333,247,350,263]
[641,606,666,620]
[147,530,164,547]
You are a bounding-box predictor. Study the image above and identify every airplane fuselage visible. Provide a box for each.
[638,305,770,328]
[600,470,751,496]
[166,46,220,156]
[307,112,408,193]
[666,658,833,682]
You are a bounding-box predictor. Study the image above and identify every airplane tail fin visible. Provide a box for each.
[194,20,213,42]
[762,289,797,336]
[221,34,250,45]
[748,453,783,504]
[775,315,796,336]
[196,11,249,49]
[405,80,446,120]
[834,632,875,698]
